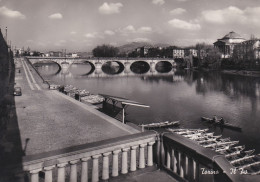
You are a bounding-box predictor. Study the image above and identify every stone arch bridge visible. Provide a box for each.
[27,57,176,75]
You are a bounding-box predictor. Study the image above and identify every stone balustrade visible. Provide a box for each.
[160,132,260,182]
[22,131,157,182]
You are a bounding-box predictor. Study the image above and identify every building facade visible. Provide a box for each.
[173,49,185,58]
[233,39,260,60]
[214,31,245,58]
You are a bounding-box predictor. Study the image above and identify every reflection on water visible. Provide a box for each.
[36,63,260,153]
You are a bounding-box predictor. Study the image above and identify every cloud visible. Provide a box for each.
[0,6,25,19]
[48,13,63,19]
[70,31,77,35]
[177,0,189,2]
[104,30,115,35]
[137,26,152,33]
[152,0,165,5]
[127,37,152,42]
[99,2,123,14]
[201,6,244,24]
[168,19,201,30]
[84,32,104,39]
[170,8,186,15]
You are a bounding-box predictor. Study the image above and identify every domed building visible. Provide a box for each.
[214,31,245,58]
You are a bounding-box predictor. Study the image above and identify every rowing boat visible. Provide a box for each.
[216,145,245,154]
[226,149,255,159]
[201,117,242,131]
[140,121,180,128]
[202,141,239,148]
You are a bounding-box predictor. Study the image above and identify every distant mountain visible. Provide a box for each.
[117,42,172,53]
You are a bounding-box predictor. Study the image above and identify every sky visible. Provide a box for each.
[1,0,260,52]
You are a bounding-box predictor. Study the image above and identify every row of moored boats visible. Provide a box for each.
[167,128,260,175]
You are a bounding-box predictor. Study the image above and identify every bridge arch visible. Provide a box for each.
[77,61,96,76]
[130,61,150,74]
[155,61,173,73]
[101,61,125,75]
[33,60,62,75]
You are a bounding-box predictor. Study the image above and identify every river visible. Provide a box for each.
[35,62,260,153]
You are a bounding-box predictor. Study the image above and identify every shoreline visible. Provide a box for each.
[221,69,260,77]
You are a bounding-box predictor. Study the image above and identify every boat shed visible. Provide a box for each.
[99,94,150,124]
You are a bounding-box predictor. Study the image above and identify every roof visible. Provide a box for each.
[99,94,150,108]
[221,31,245,40]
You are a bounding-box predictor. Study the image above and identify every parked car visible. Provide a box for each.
[14,87,22,96]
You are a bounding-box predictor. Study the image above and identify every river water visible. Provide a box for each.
[35,63,260,153]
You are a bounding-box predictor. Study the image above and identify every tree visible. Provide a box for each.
[92,44,119,57]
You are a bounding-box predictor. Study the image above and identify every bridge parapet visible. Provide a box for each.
[22,131,157,182]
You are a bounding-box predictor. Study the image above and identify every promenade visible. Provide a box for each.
[13,58,139,155]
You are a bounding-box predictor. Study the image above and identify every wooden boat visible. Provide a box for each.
[201,117,242,131]
[226,149,255,159]
[230,155,256,165]
[192,135,222,141]
[174,129,209,135]
[202,141,239,148]
[184,132,214,138]
[140,121,180,128]
[217,145,245,154]
[197,137,230,144]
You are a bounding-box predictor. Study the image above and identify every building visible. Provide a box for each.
[173,48,185,58]
[49,51,63,57]
[184,48,198,57]
[136,46,152,57]
[214,31,245,58]
[234,39,260,60]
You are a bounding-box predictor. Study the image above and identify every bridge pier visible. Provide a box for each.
[150,61,156,73]
[124,62,131,74]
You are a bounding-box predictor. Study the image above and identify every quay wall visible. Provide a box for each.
[0,29,9,73]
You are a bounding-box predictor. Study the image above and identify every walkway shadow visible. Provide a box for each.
[0,56,24,181]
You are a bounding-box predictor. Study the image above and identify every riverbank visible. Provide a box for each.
[221,69,260,77]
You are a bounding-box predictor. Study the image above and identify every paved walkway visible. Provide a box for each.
[14,58,139,155]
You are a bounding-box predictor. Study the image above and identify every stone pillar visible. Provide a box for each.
[172,149,177,173]
[57,163,67,182]
[130,146,138,172]
[124,62,131,74]
[150,62,156,73]
[139,144,146,169]
[166,147,171,169]
[121,148,130,174]
[81,157,90,182]
[178,152,184,177]
[30,169,41,182]
[44,166,55,182]
[112,150,121,177]
[102,152,111,180]
[70,160,79,182]
[147,142,155,166]
[92,155,101,182]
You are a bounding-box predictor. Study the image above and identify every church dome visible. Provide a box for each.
[222,31,244,40]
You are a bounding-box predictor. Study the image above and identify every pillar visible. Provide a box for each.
[172,149,177,173]
[178,152,184,177]
[139,144,146,169]
[30,169,41,182]
[166,147,171,169]
[121,148,130,174]
[57,163,67,182]
[193,159,199,181]
[44,165,55,182]
[130,146,138,172]
[102,152,111,180]
[81,157,90,182]
[70,160,79,182]
[92,155,101,182]
[112,150,121,177]
[147,142,155,166]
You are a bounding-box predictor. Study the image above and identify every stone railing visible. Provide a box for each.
[22,131,157,182]
[159,132,260,182]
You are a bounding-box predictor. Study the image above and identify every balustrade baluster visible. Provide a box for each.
[193,159,199,181]
[81,157,90,182]
[121,148,130,174]
[30,169,41,182]
[178,151,184,178]
[44,165,55,182]
[70,160,79,182]
[147,142,155,166]
[139,144,146,169]
[57,163,67,182]
[166,147,171,169]
[184,155,189,179]
[172,148,177,173]
[92,154,101,182]
[102,152,111,180]
[130,146,138,172]
[112,150,121,177]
